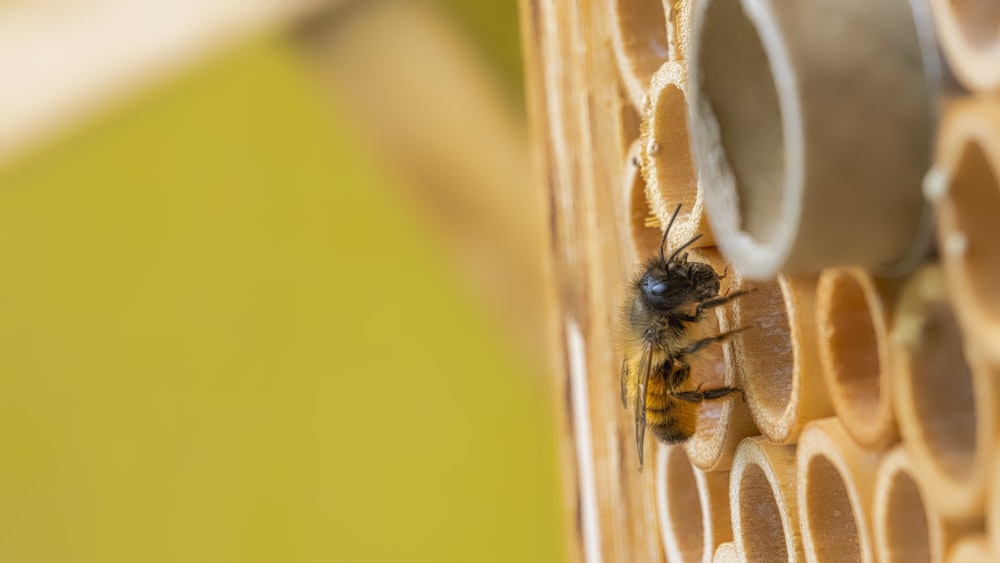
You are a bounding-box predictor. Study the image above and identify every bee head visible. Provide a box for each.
[640,258,719,311]
[638,203,720,311]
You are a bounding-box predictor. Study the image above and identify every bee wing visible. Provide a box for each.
[633,342,654,467]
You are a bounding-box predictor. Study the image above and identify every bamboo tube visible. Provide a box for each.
[712,542,739,563]
[683,248,760,472]
[796,418,881,563]
[625,139,665,260]
[930,0,1000,93]
[986,424,1000,555]
[686,0,936,278]
[656,444,732,563]
[816,267,901,450]
[948,536,994,563]
[661,0,692,62]
[609,0,670,111]
[892,265,1000,521]
[873,446,980,563]
[933,98,1000,367]
[640,61,713,250]
[730,437,801,563]
[733,274,832,444]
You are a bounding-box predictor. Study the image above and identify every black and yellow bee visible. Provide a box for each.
[618,204,747,466]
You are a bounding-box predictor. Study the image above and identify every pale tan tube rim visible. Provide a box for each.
[735,275,831,444]
[948,536,994,563]
[730,436,802,563]
[816,267,899,450]
[891,266,994,520]
[930,0,1000,93]
[934,98,1000,367]
[640,61,713,249]
[796,418,880,563]
[609,0,670,111]
[624,139,664,260]
[712,541,739,563]
[873,446,939,563]
[656,444,732,563]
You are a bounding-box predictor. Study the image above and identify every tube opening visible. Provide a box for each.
[823,273,882,427]
[628,154,664,258]
[738,464,788,562]
[649,84,698,221]
[805,456,861,563]
[950,141,1000,320]
[909,303,977,482]
[613,0,670,85]
[696,0,786,245]
[883,472,931,563]
[738,281,794,420]
[950,0,1000,50]
[664,447,706,560]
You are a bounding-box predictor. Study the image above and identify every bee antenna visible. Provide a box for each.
[667,234,702,264]
[659,203,683,262]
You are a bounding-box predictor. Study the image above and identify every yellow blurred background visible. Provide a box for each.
[0,2,565,562]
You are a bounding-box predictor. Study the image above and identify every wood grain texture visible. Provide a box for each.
[519,0,666,560]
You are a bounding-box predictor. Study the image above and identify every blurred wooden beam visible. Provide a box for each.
[0,0,326,168]
[295,2,548,368]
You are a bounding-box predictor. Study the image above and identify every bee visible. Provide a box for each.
[619,204,747,467]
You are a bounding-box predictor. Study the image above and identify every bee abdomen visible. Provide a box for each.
[649,422,693,444]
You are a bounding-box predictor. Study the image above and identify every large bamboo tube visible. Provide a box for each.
[733,274,832,444]
[686,0,936,278]
[933,98,1000,367]
[730,437,802,563]
[796,418,881,563]
[656,444,732,563]
[640,62,713,250]
[892,265,1000,521]
[873,446,980,563]
[683,248,760,472]
[609,0,670,111]
[948,536,994,563]
[816,267,900,450]
[625,139,665,260]
[930,0,1000,93]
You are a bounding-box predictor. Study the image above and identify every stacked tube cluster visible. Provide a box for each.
[608,0,1000,561]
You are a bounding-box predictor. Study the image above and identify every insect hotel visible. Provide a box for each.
[520,0,1000,561]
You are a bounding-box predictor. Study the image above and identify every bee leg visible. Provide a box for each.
[695,288,751,315]
[666,362,691,390]
[678,327,749,357]
[674,387,742,403]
